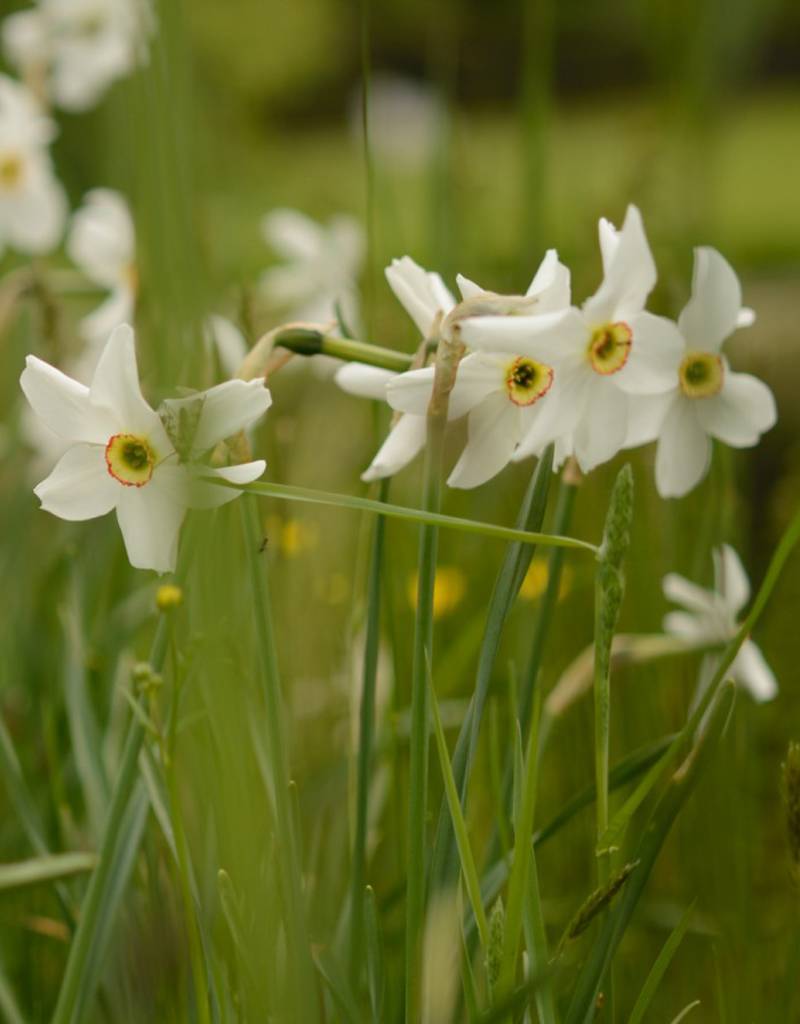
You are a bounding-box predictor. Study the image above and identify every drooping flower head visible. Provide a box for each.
[0,73,66,255]
[3,0,151,113]
[628,247,776,497]
[460,205,683,473]
[20,324,270,572]
[663,543,777,701]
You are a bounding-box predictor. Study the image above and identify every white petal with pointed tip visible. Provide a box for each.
[678,247,742,353]
[363,413,427,481]
[335,362,394,401]
[89,324,164,440]
[447,393,519,489]
[662,573,718,617]
[187,379,272,453]
[695,371,776,448]
[655,399,711,498]
[460,307,587,362]
[115,476,187,574]
[34,444,117,521]
[526,249,571,311]
[189,461,267,509]
[20,355,114,443]
[713,544,750,616]
[583,205,656,324]
[732,640,778,702]
[386,366,435,416]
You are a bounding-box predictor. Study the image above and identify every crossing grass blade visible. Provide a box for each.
[0,852,97,892]
[627,901,696,1024]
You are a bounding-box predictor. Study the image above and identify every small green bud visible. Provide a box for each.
[600,463,634,573]
[132,662,162,694]
[486,897,505,987]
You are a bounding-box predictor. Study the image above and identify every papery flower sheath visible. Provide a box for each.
[3,0,150,113]
[20,324,271,573]
[387,251,572,487]
[663,544,777,701]
[68,188,137,356]
[626,247,776,498]
[460,205,683,473]
[0,73,66,255]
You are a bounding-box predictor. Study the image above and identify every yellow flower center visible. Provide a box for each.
[678,351,724,398]
[504,357,554,407]
[0,153,23,191]
[105,433,156,487]
[587,321,632,375]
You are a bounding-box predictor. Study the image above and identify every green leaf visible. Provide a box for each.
[210,473,597,555]
[312,948,360,1024]
[0,852,97,892]
[364,886,385,1023]
[565,681,736,1024]
[628,902,695,1024]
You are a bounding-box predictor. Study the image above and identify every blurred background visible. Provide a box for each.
[1,0,799,1020]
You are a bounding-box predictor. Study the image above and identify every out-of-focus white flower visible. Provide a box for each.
[3,0,150,113]
[460,205,683,473]
[68,188,136,361]
[626,247,777,498]
[259,207,364,367]
[204,314,249,379]
[20,324,270,573]
[387,251,573,487]
[349,73,443,172]
[0,74,66,255]
[663,544,777,701]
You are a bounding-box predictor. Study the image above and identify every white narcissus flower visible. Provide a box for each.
[0,74,66,255]
[387,251,573,488]
[260,207,364,336]
[334,255,458,481]
[663,544,777,702]
[3,0,151,113]
[459,205,683,473]
[627,247,777,498]
[20,324,270,573]
[68,189,137,358]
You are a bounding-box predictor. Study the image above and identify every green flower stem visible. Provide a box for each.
[405,329,461,1022]
[243,497,316,1019]
[273,327,413,373]
[51,615,172,1024]
[211,478,598,556]
[349,479,389,983]
[593,573,611,874]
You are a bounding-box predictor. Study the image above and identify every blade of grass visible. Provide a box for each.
[428,448,554,896]
[668,1000,701,1023]
[428,661,491,956]
[0,958,25,1024]
[0,853,97,891]
[364,886,385,1023]
[349,478,389,983]
[208,477,597,555]
[628,901,695,1024]
[565,681,736,1024]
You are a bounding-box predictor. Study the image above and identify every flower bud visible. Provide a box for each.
[156,583,183,612]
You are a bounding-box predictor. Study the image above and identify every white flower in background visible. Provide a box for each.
[349,73,443,172]
[460,205,683,473]
[260,207,364,336]
[68,188,136,359]
[3,0,150,113]
[0,74,66,255]
[204,315,249,379]
[663,544,777,701]
[626,247,776,498]
[387,251,573,487]
[20,324,270,573]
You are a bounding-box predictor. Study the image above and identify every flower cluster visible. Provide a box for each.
[337,206,776,497]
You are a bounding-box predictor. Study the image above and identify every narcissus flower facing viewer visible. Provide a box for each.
[0,74,66,255]
[387,251,572,488]
[663,544,777,701]
[460,205,683,473]
[20,324,271,573]
[627,247,776,498]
